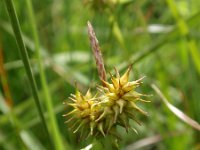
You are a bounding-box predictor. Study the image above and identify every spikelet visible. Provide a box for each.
[96,66,150,133]
[63,88,109,138]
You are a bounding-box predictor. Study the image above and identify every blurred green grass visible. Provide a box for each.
[0,0,200,149]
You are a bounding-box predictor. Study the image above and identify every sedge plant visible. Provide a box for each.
[63,21,150,141]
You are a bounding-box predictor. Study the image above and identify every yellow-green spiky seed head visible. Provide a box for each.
[64,66,150,138]
[63,89,110,138]
[97,66,150,133]
[64,89,92,135]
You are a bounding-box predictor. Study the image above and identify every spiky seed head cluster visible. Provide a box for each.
[63,66,150,138]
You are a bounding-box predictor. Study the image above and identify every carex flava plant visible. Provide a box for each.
[63,21,150,139]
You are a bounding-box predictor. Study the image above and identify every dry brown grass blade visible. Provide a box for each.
[0,43,13,107]
[151,84,200,131]
[87,21,107,83]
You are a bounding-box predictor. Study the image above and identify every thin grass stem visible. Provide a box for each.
[3,0,52,145]
[166,0,200,75]
[25,0,68,149]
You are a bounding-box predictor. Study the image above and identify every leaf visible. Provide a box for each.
[20,130,46,150]
[151,84,200,131]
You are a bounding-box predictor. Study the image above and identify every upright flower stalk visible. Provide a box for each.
[63,22,150,139]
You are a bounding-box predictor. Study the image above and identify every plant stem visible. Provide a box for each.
[115,10,200,73]
[3,0,52,145]
[166,0,200,75]
[25,0,68,149]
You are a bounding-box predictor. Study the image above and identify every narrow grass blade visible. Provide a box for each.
[151,84,200,131]
[0,93,46,150]
[20,130,45,150]
[114,10,200,73]
[0,46,13,107]
[25,0,68,149]
[3,0,51,145]
[166,0,200,75]
[110,17,127,52]
[0,79,65,131]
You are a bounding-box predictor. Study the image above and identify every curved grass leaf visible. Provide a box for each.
[152,84,200,131]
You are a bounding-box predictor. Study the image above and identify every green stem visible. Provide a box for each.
[166,0,200,75]
[3,0,52,145]
[116,10,200,73]
[25,0,68,149]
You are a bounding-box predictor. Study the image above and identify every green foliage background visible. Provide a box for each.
[0,0,200,149]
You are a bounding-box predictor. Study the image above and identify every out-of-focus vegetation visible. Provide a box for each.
[0,0,200,149]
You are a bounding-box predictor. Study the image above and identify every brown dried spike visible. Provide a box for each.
[87,21,107,84]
